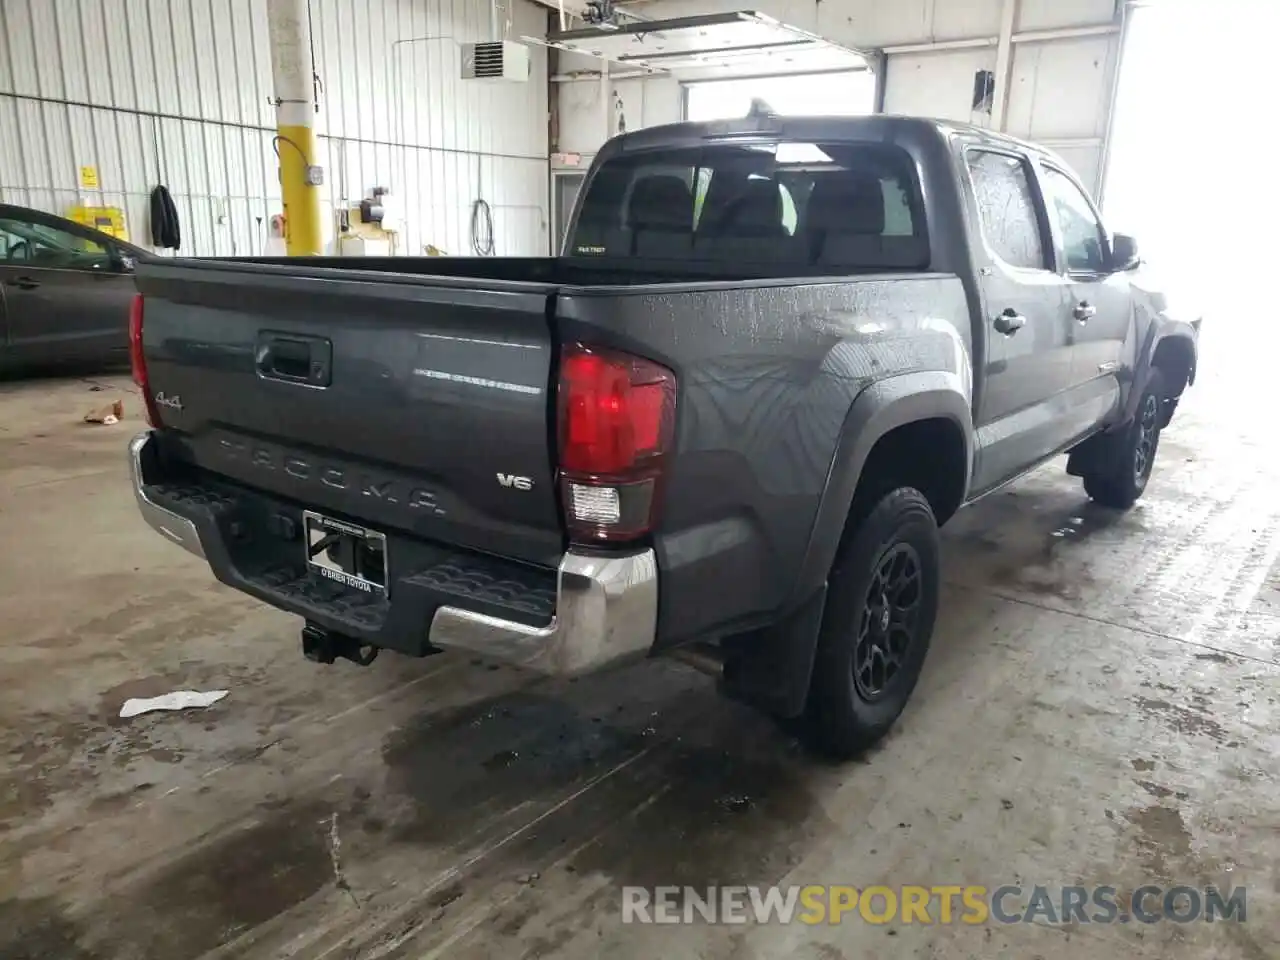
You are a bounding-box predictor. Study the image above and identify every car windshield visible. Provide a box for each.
[568,140,928,273]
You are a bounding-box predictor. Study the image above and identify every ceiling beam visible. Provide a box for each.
[522,0,592,21]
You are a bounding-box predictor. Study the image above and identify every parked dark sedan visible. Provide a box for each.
[0,204,144,370]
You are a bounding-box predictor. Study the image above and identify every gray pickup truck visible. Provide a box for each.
[128,116,1199,757]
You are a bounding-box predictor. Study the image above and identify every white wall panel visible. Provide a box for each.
[555,72,681,158]
[1005,36,1115,140]
[0,0,550,255]
[850,0,1004,46]
[1018,0,1116,32]
[882,47,998,121]
[555,0,1121,198]
[1004,33,1118,188]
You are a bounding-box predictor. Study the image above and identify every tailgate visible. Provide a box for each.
[135,260,563,567]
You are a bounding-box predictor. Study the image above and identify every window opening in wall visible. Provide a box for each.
[684,71,876,122]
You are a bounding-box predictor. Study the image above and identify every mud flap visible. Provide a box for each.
[1065,430,1122,479]
[719,587,827,719]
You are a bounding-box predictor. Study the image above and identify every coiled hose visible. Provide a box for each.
[470,198,495,256]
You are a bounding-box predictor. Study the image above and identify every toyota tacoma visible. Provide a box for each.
[127,116,1199,757]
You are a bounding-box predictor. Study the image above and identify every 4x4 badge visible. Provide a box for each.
[154,392,183,411]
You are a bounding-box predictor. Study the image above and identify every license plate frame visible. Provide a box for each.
[302,510,388,597]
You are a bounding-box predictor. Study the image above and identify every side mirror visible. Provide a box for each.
[1110,233,1140,271]
[109,247,135,273]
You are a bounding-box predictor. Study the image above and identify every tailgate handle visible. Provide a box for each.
[256,332,332,386]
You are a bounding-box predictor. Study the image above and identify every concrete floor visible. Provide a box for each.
[0,343,1276,959]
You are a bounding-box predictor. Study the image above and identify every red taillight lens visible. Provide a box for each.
[557,344,676,543]
[130,294,162,427]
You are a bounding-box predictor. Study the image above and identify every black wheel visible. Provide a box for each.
[801,487,940,759]
[1082,369,1166,509]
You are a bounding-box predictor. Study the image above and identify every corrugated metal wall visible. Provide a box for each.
[0,0,549,256]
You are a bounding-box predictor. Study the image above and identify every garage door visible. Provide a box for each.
[529,10,872,82]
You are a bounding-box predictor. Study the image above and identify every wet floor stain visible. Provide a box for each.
[1135,779,1189,801]
[946,492,1137,602]
[356,672,827,952]
[564,743,831,891]
[79,798,337,960]
[381,689,648,847]
[440,732,829,954]
[0,717,98,828]
[1193,650,1231,664]
[0,896,100,960]
[1125,803,1195,881]
[1134,695,1229,743]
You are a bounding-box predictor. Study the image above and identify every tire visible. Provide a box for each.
[1082,368,1166,509]
[801,487,940,759]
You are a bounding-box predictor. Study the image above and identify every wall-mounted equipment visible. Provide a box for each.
[972,70,995,113]
[67,206,129,242]
[460,41,530,81]
[358,198,385,225]
[358,186,391,226]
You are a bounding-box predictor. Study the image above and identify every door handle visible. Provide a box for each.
[255,331,332,386]
[6,277,39,290]
[1074,301,1097,322]
[993,309,1026,335]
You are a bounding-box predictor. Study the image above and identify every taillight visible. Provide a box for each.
[557,343,676,544]
[130,294,163,427]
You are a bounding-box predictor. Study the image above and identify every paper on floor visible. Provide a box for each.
[83,399,125,424]
[119,689,229,719]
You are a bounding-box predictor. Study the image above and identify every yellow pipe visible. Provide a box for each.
[267,0,323,256]
[278,123,322,256]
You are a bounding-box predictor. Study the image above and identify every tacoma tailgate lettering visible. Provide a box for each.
[209,434,445,516]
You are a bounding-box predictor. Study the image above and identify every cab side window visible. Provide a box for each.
[965,150,1049,271]
[1041,166,1108,274]
[0,217,111,270]
[0,223,25,261]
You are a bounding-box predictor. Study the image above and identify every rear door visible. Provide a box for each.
[963,146,1076,493]
[0,211,132,364]
[1038,162,1131,426]
[136,261,564,567]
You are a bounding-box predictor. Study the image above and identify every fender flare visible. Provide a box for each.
[1123,320,1199,424]
[789,370,974,607]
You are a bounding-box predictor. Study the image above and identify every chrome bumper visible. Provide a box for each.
[429,549,658,675]
[129,432,205,558]
[129,431,657,676]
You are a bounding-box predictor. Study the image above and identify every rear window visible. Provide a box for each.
[568,141,928,272]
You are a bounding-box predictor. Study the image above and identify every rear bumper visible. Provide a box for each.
[132,433,207,559]
[428,551,657,674]
[128,431,658,675]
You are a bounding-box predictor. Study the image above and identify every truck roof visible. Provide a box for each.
[606,114,1054,161]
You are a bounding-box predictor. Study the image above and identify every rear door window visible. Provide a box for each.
[964,150,1049,271]
[570,141,928,273]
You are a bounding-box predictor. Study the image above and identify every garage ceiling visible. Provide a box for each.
[526,11,873,81]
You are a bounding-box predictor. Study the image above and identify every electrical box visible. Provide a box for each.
[460,41,530,82]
